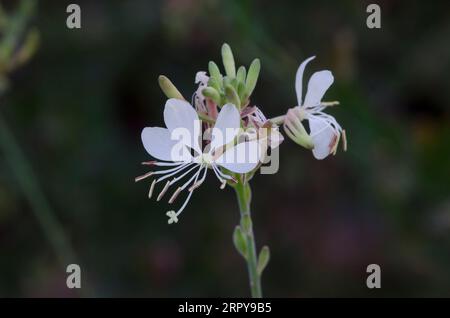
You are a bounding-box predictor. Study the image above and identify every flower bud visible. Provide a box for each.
[202,87,221,105]
[208,61,222,82]
[225,84,241,109]
[158,75,184,100]
[221,43,236,78]
[283,107,314,149]
[236,66,246,83]
[245,58,260,100]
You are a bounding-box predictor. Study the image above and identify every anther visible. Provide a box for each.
[168,187,182,204]
[141,161,156,166]
[135,171,153,182]
[148,179,156,199]
[157,181,171,201]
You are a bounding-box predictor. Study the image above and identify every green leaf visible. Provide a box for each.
[245,58,260,99]
[158,75,184,100]
[257,246,270,276]
[233,226,248,259]
[221,43,236,78]
[202,87,221,105]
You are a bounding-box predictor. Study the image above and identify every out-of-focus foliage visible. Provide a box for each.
[0,0,449,297]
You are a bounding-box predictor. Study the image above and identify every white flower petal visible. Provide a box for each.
[163,98,201,154]
[210,103,241,151]
[308,116,338,160]
[215,140,259,173]
[303,70,334,107]
[295,56,315,106]
[141,127,191,162]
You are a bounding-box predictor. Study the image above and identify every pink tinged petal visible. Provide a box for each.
[308,116,338,160]
[163,98,202,154]
[303,70,334,107]
[295,56,316,106]
[210,103,241,151]
[215,140,259,173]
[141,127,192,162]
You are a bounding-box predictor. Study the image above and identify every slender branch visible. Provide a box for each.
[234,177,262,298]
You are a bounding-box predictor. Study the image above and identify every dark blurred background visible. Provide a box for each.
[0,0,449,297]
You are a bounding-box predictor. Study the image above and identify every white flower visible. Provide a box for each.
[137,98,259,224]
[284,56,346,159]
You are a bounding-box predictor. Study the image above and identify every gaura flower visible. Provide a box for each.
[284,56,347,160]
[136,98,260,224]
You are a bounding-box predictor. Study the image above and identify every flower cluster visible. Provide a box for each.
[137,44,346,223]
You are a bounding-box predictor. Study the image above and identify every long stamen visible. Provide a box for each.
[157,181,171,201]
[167,164,200,185]
[148,179,156,199]
[155,162,195,183]
[342,129,347,151]
[180,165,204,191]
[211,164,226,184]
[168,187,182,204]
[152,162,191,176]
[212,164,235,181]
[174,166,204,218]
[188,166,208,192]
[168,164,204,204]
[135,171,153,182]
[142,161,185,167]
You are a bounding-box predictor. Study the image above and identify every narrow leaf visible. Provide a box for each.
[257,246,270,276]
[233,226,248,259]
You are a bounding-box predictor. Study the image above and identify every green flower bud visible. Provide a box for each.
[245,58,260,99]
[208,61,222,82]
[284,107,314,149]
[225,84,241,109]
[202,87,221,105]
[158,75,184,100]
[221,43,236,78]
[237,81,246,101]
[236,66,246,83]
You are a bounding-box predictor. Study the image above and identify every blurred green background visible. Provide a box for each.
[0,0,449,297]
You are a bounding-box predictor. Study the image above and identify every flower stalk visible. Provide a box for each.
[233,174,266,298]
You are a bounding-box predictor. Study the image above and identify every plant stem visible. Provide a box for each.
[234,177,262,298]
[0,114,76,267]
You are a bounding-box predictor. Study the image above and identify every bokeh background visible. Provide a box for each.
[0,0,449,297]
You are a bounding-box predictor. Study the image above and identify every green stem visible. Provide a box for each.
[234,177,262,298]
[0,114,76,267]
